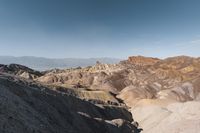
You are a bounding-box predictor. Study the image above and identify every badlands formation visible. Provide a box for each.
[1,55,200,133]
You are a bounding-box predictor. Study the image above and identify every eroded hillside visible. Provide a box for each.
[36,55,200,133]
[0,73,141,133]
[1,55,200,133]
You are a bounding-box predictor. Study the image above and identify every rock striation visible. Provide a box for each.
[127,56,160,66]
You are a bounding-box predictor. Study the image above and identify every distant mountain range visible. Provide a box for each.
[0,56,121,70]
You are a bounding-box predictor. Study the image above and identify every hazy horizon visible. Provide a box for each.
[0,55,123,60]
[0,56,122,70]
[1,0,200,58]
[0,54,199,60]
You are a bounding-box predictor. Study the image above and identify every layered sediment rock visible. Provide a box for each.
[127,56,160,66]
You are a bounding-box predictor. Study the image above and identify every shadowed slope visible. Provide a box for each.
[0,73,140,133]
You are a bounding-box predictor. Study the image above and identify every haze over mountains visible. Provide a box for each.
[0,56,121,70]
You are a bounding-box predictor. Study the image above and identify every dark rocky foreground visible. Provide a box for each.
[0,73,141,133]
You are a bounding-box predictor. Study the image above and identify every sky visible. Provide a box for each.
[0,0,200,59]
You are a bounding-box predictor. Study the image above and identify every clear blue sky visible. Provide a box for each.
[0,0,200,59]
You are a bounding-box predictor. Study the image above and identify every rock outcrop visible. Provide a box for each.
[0,64,43,79]
[127,56,160,66]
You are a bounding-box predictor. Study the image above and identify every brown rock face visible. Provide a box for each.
[127,56,160,66]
